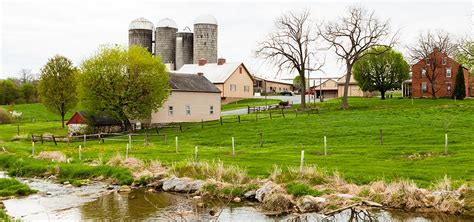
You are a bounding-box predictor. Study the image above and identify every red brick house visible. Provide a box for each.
[411,48,469,98]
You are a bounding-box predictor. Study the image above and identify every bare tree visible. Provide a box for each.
[19,69,33,84]
[256,9,323,109]
[319,6,396,109]
[408,30,457,98]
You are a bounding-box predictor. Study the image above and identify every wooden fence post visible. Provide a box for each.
[270,112,272,119]
[17,124,20,136]
[126,144,129,159]
[220,117,223,125]
[83,134,86,148]
[128,133,132,150]
[175,136,179,154]
[282,109,285,118]
[52,135,57,146]
[324,136,327,156]
[238,115,241,123]
[155,127,159,135]
[40,134,44,144]
[179,124,183,132]
[259,132,263,148]
[145,130,149,146]
[445,133,448,155]
[32,141,35,156]
[201,119,204,129]
[295,110,298,117]
[300,150,305,172]
[79,145,82,161]
[195,146,198,163]
[232,137,235,156]
[247,105,250,114]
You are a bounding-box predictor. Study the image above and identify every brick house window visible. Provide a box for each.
[425,58,430,65]
[446,67,452,77]
[168,106,173,116]
[209,106,214,114]
[421,68,426,77]
[244,85,249,92]
[230,84,237,92]
[442,57,447,65]
[447,83,452,94]
[185,105,191,115]
[421,83,427,93]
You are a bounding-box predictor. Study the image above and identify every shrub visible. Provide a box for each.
[0,108,12,124]
[285,182,322,197]
[0,178,36,196]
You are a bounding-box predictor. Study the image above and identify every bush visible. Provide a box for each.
[0,178,36,196]
[0,108,12,124]
[285,182,322,197]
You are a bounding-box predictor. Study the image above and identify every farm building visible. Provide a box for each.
[176,58,254,102]
[410,48,470,98]
[149,73,221,124]
[311,78,339,99]
[337,75,371,97]
[253,76,294,94]
[66,111,123,135]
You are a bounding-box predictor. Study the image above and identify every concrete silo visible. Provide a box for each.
[155,18,178,69]
[193,14,218,64]
[128,17,154,53]
[175,27,194,70]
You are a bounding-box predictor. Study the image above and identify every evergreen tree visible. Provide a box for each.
[452,65,466,100]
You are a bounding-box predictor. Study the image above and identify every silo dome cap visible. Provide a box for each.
[194,14,218,25]
[129,17,154,30]
[157,18,178,29]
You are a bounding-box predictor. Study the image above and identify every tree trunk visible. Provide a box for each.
[341,65,351,110]
[430,82,437,99]
[300,72,306,109]
[61,114,65,128]
[123,118,133,133]
[380,90,386,100]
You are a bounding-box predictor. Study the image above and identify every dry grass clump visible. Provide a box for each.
[271,165,327,186]
[382,180,429,210]
[106,154,167,179]
[261,193,293,213]
[36,151,66,162]
[433,175,452,191]
[169,160,249,184]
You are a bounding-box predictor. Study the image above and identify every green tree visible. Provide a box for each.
[78,45,169,131]
[21,83,36,103]
[452,65,466,100]
[292,76,309,93]
[0,79,20,105]
[454,39,474,76]
[353,46,410,100]
[38,55,78,128]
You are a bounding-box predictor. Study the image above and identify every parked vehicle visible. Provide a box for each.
[280,91,293,96]
[304,90,315,95]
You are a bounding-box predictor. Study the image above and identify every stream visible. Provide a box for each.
[1,173,472,221]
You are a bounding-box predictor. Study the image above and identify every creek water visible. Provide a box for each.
[1,174,472,221]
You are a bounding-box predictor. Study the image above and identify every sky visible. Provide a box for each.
[0,0,472,80]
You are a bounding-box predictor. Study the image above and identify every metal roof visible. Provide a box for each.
[129,17,154,30]
[176,62,243,83]
[156,18,178,29]
[194,14,218,25]
[169,73,221,93]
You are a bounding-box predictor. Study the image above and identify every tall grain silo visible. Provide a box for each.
[175,27,194,70]
[155,18,178,69]
[193,14,218,64]
[128,17,154,53]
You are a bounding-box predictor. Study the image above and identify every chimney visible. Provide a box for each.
[198,58,207,66]
[217,58,226,65]
[197,72,204,77]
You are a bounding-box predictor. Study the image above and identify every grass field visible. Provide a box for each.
[1,97,474,188]
[222,98,282,111]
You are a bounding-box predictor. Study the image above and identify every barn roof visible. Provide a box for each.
[169,73,221,93]
[66,111,122,126]
[176,62,251,83]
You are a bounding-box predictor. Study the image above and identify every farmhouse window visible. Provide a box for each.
[421,68,426,77]
[168,106,173,115]
[209,106,214,114]
[421,83,427,93]
[244,85,249,92]
[446,68,452,77]
[230,84,237,92]
[185,105,191,115]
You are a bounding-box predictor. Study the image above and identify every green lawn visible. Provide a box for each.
[1,98,474,187]
[222,98,282,111]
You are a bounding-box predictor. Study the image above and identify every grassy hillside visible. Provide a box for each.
[1,98,473,187]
